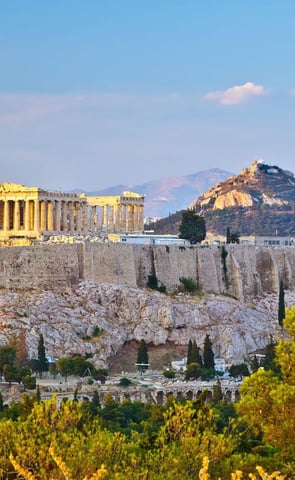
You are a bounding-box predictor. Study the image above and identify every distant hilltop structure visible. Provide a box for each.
[0,183,145,246]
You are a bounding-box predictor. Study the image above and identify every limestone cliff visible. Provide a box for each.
[0,281,291,368]
[190,160,295,235]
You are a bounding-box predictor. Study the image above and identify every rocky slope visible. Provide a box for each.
[190,160,295,236]
[0,281,292,369]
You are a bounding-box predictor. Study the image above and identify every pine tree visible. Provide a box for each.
[37,334,48,378]
[179,210,206,244]
[278,279,286,326]
[136,339,149,372]
[226,226,231,244]
[203,334,215,370]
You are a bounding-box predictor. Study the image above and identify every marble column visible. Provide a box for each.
[40,200,46,231]
[3,200,10,231]
[120,205,127,231]
[61,201,68,231]
[54,201,61,231]
[25,200,31,231]
[14,200,20,230]
[76,203,82,232]
[127,205,134,232]
[113,204,119,231]
[47,201,54,231]
[34,199,40,232]
[138,205,144,232]
[81,203,87,231]
[69,202,75,232]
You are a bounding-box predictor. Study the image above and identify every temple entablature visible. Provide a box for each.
[0,183,145,245]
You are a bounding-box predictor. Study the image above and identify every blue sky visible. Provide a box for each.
[1,1,295,191]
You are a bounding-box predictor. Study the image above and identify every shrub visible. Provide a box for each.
[179,277,197,294]
[92,326,103,337]
[22,375,36,390]
[163,370,176,379]
[119,377,132,386]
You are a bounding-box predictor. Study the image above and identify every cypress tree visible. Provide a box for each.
[136,339,149,372]
[212,378,223,403]
[37,334,48,378]
[203,334,215,370]
[186,339,193,365]
[226,226,231,244]
[191,340,203,367]
[278,279,285,326]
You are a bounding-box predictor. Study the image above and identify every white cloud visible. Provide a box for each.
[204,82,269,105]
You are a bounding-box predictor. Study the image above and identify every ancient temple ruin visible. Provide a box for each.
[0,183,145,244]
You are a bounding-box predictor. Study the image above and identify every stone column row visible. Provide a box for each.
[87,203,144,232]
[0,199,88,234]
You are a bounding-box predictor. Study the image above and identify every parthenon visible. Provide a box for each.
[0,183,145,244]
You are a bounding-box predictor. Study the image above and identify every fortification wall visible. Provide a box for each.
[0,244,81,290]
[0,243,294,299]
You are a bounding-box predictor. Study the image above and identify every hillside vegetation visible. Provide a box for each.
[0,308,294,478]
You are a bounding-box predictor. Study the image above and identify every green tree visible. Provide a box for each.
[236,307,295,460]
[229,363,250,378]
[203,334,215,370]
[262,336,278,373]
[22,375,36,390]
[37,334,48,378]
[3,364,20,384]
[56,357,73,381]
[9,330,29,369]
[278,279,285,326]
[191,340,203,367]
[179,209,206,244]
[226,226,231,244]
[250,355,259,373]
[212,378,223,403]
[136,339,149,372]
[0,345,16,375]
[186,339,193,365]
[185,362,202,380]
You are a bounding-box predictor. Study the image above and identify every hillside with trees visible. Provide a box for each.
[0,308,294,478]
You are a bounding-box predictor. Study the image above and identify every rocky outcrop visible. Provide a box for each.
[0,281,292,368]
[191,160,295,212]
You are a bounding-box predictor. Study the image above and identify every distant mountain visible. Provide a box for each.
[191,160,295,236]
[74,168,233,218]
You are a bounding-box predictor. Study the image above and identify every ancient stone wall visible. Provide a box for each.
[0,243,294,299]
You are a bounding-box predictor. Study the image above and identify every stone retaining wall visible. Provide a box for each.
[0,243,294,299]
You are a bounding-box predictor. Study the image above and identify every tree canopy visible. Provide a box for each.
[179,210,206,244]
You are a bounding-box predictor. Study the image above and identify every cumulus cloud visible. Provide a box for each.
[204,82,268,105]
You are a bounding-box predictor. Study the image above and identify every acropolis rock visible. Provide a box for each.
[0,281,292,369]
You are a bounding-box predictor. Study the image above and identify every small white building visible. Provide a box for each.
[108,233,190,246]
